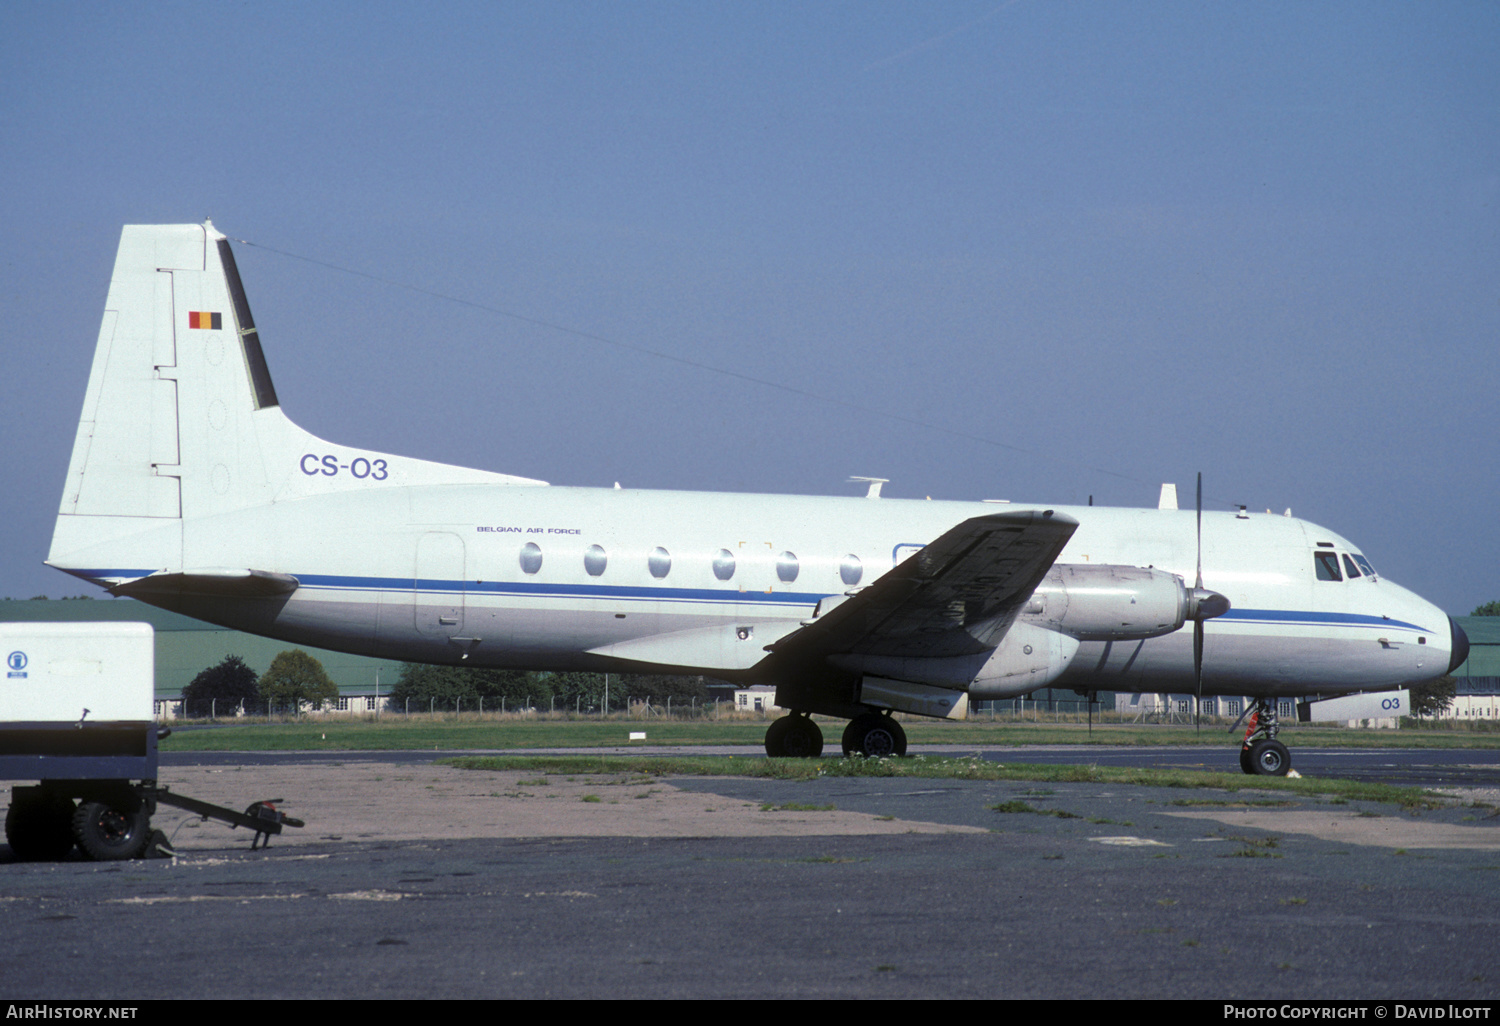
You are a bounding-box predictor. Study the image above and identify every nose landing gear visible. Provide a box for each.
[1239,697,1291,776]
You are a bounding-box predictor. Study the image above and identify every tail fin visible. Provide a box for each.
[55,222,288,525]
[49,222,543,587]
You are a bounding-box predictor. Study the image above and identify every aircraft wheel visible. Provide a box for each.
[781,716,823,758]
[1239,746,1254,775]
[764,716,791,757]
[1246,739,1291,777]
[842,713,907,758]
[766,715,824,758]
[5,792,77,861]
[72,801,151,861]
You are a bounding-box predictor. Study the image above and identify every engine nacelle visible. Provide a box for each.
[829,621,1081,702]
[1021,564,1191,641]
[822,564,1228,713]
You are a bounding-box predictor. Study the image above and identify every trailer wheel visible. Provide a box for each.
[5,792,77,861]
[72,801,151,861]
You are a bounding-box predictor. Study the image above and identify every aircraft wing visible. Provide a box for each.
[767,509,1078,663]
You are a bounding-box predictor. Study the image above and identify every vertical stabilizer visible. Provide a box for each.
[49,222,547,589]
[58,221,289,525]
[50,221,290,580]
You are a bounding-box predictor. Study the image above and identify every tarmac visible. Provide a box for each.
[3,747,1500,999]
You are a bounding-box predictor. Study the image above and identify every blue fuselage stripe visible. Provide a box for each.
[70,568,1437,634]
[297,574,829,606]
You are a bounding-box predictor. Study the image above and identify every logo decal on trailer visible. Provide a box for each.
[6,650,27,678]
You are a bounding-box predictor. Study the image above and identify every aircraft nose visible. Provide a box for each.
[1448,616,1470,675]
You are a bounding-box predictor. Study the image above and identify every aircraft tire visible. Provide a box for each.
[781,716,823,758]
[1246,739,1291,777]
[72,801,151,861]
[764,716,791,757]
[1239,746,1254,775]
[766,715,823,758]
[842,713,907,758]
[5,792,77,861]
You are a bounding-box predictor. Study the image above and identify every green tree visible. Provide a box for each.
[1409,675,1457,719]
[546,671,609,711]
[1470,601,1500,616]
[390,664,550,711]
[613,673,717,705]
[258,649,339,713]
[180,655,260,718]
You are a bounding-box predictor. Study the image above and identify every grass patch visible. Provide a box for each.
[159,717,1500,752]
[1168,799,1298,808]
[1217,834,1284,858]
[795,855,867,863]
[441,753,1454,809]
[991,800,1079,819]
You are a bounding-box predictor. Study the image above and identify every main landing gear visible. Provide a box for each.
[1238,697,1291,776]
[764,712,823,758]
[841,712,907,758]
[763,710,907,759]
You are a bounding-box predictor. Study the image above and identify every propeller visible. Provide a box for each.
[1186,472,1231,732]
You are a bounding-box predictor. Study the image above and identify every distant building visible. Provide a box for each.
[1449,615,1500,720]
[733,685,780,715]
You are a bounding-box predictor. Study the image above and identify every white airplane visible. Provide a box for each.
[47,223,1469,773]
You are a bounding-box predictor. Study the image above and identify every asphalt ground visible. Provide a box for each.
[3,746,1500,1000]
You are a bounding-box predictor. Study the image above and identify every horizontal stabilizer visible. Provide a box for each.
[109,568,299,599]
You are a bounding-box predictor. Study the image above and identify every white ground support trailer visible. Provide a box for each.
[2,622,300,860]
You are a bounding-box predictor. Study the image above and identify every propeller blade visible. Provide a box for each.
[1194,619,1204,734]
[1195,472,1203,732]
[1195,472,1203,590]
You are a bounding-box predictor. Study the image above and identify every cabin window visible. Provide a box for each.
[649,547,671,579]
[519,542,543,575]
[1342,554,1362,579]
[776,551,799,583]
[713,549,736,581]
[840,554,863,587]
[1314,551,1342,581]
[585,544,608,577]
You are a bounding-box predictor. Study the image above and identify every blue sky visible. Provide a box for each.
[2,1,1496,614]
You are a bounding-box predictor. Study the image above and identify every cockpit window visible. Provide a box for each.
[1342,554,1362,579]
[1314,552,1342,581]
[1352,554,1376,579]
